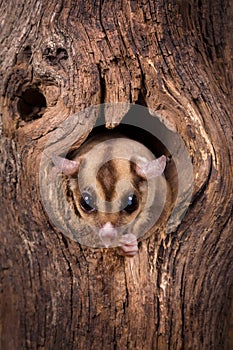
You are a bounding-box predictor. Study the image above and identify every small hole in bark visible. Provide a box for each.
[16,45,32,64]
[42,47,68,65]
[17,88,47,121]
[56,48,68,60]
[23,45,32,57]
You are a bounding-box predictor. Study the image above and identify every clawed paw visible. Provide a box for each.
[117,234,138,257]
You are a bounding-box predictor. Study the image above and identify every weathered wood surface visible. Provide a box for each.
[0,1,232,349]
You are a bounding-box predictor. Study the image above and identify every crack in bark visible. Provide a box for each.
[0,0,232,349]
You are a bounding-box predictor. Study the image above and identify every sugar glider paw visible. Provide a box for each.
[117,234,138,257]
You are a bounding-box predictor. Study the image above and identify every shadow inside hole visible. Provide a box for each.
[17,88,47,121]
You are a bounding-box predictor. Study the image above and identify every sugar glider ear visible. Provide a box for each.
[136,155,167,179]
[52,154,81,176]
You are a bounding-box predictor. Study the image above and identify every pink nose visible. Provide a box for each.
[99,222,118,248]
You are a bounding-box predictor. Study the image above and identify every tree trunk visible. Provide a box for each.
[0,1,232,349]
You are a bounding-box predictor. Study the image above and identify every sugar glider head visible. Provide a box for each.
[52,137,166,248]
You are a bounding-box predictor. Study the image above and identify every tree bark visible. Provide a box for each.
[0,1,232,349]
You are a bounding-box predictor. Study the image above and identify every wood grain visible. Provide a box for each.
[0,0,232,349]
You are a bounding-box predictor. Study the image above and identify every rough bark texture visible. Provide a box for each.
[0,1,232,349]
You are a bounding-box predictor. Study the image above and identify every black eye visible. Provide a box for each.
[80,191,96,213]
[123,194,138,213]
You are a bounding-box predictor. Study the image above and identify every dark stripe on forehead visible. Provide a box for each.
[96,152,117,201]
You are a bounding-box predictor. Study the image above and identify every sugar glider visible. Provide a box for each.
[53,132,167,257]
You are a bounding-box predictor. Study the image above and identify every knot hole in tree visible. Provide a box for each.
[17,87,47,122]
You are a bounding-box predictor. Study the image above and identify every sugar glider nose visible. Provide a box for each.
[99,222,118,248]
[103,222,114,229]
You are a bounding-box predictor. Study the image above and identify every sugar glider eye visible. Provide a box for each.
[80,191,96,213]
[123,194,138,214]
